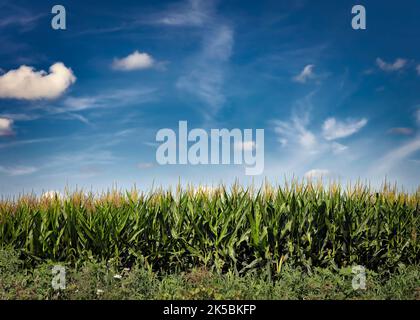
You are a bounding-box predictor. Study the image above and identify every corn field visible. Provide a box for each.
[0,181,419,274]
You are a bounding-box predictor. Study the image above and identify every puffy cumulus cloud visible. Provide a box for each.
[0,63,76,100]
[304,169,331,179]
[0,117,14,136]
[376,58,407,72]
[112,51,155,71]
[322,117,367,141]
[293,64,315,83]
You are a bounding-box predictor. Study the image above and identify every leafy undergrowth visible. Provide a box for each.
[0,249,418,300]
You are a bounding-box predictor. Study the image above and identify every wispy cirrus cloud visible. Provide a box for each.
[151,0,233,116]
[0,1,45,32]
[293,64,315,83]
[152,0,213,27]
[176,24,233,113]
[274,90,367,162]
[322,118,368,141]
[0,87,154,131]
[375,138,420,174]
[376,58,407,72]
[0,113,39,121]
[274,111,317,149]
[36,87,158,124]
[0,13,44,31]
[0,137,59,150]
[388,127,414,136]
[273,92,319,152]
[373,109,420,174]
[0,165,38,176]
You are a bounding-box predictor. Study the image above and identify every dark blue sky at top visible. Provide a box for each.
[0,0,419,195]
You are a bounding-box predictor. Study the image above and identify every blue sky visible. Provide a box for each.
[0,0,419,195]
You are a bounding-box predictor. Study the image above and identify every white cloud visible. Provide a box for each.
[176,24,233,113]
[322,117,367,140]
[0,165,38,176]
[417,65,420,76]
[112,51,154,71]
[0,117,13,136]
[299,131,317,148]
[274,94,320,151]
[293,64,315,83]
[304,169,331,179]
[0,63,76,100]
[376,58,407,72]
[375,138,420,173]
[330,142,348,154]
[156,0,211,26]
[373,110,420,174]
[0,113,39,121]
[48,88,156,118]
[63,96,99,111]
[149,0,232,115]
[274,112,317,150]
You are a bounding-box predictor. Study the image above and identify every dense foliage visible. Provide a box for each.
[0,182,418,273]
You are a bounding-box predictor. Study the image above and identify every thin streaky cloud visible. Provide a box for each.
[0,165,38,176]
[376,58,407,72]
[388,127,414,135]
[0,137,60,149]
[375,137,420,174]
[176,24,233,114]
[152,0,213,27]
